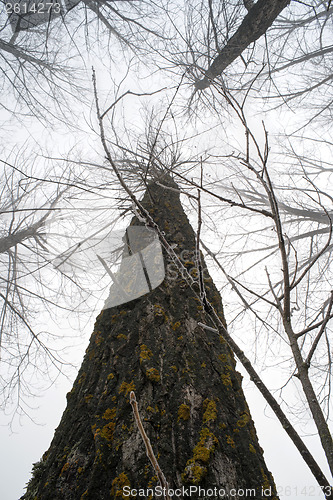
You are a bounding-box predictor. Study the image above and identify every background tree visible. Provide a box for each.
[0,0,166,122]
[1,0,332,127]
[0,152,76,415]
[0,148,136,416]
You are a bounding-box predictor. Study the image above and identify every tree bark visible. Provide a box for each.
[21,177,278,500]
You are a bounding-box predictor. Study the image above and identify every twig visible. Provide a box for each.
[296,314,333,338]
[130,392,171,500]
[100,88,168,120]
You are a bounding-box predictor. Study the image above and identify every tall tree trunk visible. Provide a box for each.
[21,176,278,500]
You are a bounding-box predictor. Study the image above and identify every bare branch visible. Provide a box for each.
[130,391,171,500]
[305,292,333,367]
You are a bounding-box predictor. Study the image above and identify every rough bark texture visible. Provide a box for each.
[195,0,291,89]
[21,177,278,500]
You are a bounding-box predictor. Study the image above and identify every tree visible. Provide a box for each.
[18,78,332,497]
[0,150,127,415]
[0,154,70,415]
[1,0,332,128]
[155,0,333,128]
[20,176,280,500]
[0,0,166,122]
[97,72,332,487]
[1,0,332,497]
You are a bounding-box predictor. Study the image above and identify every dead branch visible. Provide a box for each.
[130,391,171,500]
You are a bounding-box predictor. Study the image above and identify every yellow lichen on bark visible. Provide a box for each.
[178,404,190,421]
[203,399,217,424]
